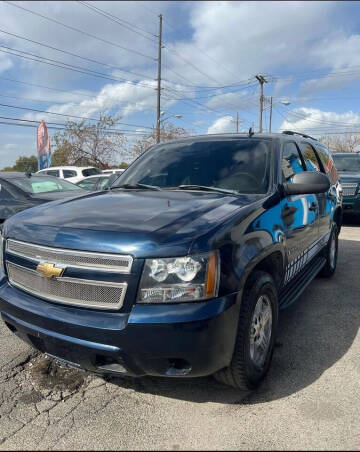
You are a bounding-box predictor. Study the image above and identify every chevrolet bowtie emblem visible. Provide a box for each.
[36,262,64,279]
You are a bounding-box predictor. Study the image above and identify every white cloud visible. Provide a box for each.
[279,107,360,134]
[207,115,236,134]
[205,90,258,111]
[165,1,336,86]
[22,80,179,122]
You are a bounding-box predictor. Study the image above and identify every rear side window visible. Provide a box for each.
[98,177,110,190]
[315,144,338,185]
[77,178,99,190]
[0,184,14,201]
[46,170,60,177]
[82,168,101,177]
[299,143,321,172]
[63,170,77,178]
[282,142,305,183]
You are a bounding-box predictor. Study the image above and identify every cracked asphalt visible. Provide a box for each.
[0,222,359,450]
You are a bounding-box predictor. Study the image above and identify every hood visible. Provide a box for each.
[0,191,84,222]
[3,189,260,257]
[338,171,360,183]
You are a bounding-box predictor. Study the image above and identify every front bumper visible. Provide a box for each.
[0,280,240,377]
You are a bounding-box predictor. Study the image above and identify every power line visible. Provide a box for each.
[4,1,155,61]
[0,102,154,129]
[0,46,156,88]
[0,93,67,105]
[279,107,360,127]
[0,28,155,81]
[134,3,242,82]
[0,75,95,99]
[163,43,225,87]
[77,1,156,42]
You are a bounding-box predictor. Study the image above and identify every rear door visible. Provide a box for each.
[281,141,319,284]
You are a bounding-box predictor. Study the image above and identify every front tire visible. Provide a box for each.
[320,224,338,278]
[214,271,278,390]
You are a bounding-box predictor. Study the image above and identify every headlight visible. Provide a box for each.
[0,230,4,276]
[137,251,220,303]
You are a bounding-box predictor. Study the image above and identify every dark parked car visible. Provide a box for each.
[75,174,111,191]
[0,172,85,226]
[0,132,342,390]
[332,152,360,216]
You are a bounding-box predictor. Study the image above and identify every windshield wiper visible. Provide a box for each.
[110,183,162,191]
[173,185,238,195]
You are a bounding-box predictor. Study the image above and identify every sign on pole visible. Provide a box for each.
[37,120,51,170]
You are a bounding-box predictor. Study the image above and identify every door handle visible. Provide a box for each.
[309,202,318,212]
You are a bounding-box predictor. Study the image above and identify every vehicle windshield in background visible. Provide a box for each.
[11,176,83,194]
[332,154,360,171]
[117,139,272,194]
[82,168,102,177]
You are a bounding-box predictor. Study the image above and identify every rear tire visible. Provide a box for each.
[320,225,338,278]
[214,271,278,390]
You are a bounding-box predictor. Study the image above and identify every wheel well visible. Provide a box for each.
[248,252,284,290]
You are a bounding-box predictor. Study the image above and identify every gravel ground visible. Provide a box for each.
[0,223,359,450]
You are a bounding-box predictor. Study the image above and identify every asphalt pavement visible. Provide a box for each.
[0,222,359,450]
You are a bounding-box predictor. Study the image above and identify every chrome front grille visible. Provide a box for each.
[341,183,358,197]
[7,262,126,310]
[6,239,133,273]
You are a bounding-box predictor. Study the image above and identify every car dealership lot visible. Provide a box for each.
[0,224,359,451]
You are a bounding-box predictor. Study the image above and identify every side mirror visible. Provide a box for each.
[283,171,330,196]
[107,173,119,188]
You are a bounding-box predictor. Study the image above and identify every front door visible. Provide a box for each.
[280,141,319,285]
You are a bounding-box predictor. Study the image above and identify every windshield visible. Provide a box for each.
[117,139,272,194]
[332,154,360,172]
[11,176,83,194]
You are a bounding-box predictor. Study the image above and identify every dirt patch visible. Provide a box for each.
[27,355,86,396]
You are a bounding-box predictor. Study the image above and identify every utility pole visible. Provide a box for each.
[269,96,273,133]
[156,14,162,144]
[255,75,267,133]
[236,112,239,133]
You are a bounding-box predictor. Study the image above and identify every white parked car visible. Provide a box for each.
[102,168,125,175]
[37,166,102,184]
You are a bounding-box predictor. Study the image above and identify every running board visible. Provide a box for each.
[279,256,326,310]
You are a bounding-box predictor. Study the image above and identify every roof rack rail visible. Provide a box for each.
[282,130,318,142]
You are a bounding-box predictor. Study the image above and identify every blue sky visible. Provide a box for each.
[1,1,360,167]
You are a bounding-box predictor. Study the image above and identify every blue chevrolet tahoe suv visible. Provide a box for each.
[0,132,342,390]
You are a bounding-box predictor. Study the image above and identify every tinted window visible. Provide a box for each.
[77,178,99,190]
[82,168,101,177]
[332,154,360,172]
[299,143,321,172]
[46,170,60,177]
[11,176,82,194]
[282,142,305,183]
[0,185,14,201]
[98,177,110,190]
[63,170,77,178]
[119,139,272,194]
[315,144,338,184]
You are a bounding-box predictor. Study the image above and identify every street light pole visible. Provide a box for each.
[269,96,273,133]
[236,112,239,133]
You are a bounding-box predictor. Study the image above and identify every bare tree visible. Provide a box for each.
[130,123,189,155]
[52,115,133,168]
[319,133,360,153]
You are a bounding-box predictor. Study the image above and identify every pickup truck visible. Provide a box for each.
[0,132,342,390]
